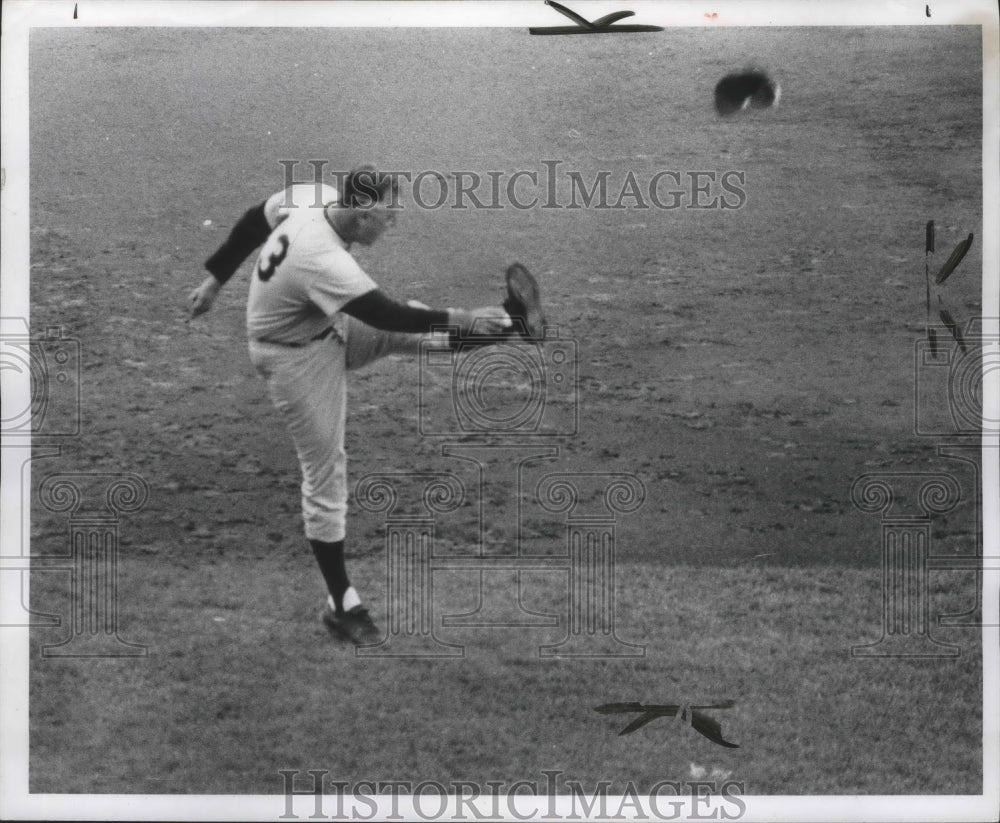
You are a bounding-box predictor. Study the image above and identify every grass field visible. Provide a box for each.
[23,23,987,800]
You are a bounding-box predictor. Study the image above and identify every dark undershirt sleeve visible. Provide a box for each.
[340,289,451,334]
[204,201,271,284]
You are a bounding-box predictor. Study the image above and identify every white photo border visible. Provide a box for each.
[2,1,997,821]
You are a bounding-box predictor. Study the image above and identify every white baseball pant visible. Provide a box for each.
[248,320,448,542]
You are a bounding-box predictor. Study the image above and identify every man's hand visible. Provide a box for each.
[188,276,222,318]
[448,306,512,337]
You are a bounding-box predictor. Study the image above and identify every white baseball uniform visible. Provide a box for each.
[246,184,436,542]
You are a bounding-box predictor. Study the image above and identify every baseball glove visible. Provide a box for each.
[503,263,547,341]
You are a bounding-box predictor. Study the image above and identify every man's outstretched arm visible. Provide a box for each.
[342,290,509,337]
[188,200,271,317]
[205,201,271,283]
[341,290,450,333]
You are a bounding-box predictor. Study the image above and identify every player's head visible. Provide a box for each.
[342,165,398,209]
[337,165,399,246]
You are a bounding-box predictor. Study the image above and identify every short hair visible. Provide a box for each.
[341,165,398,209]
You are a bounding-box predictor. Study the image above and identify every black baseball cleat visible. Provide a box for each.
[503,263,547,341]
[322,603,381,646]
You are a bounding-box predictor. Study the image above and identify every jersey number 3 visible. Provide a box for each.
[257,234,289,282]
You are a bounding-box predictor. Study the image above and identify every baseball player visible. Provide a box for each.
[188,166,546,645]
